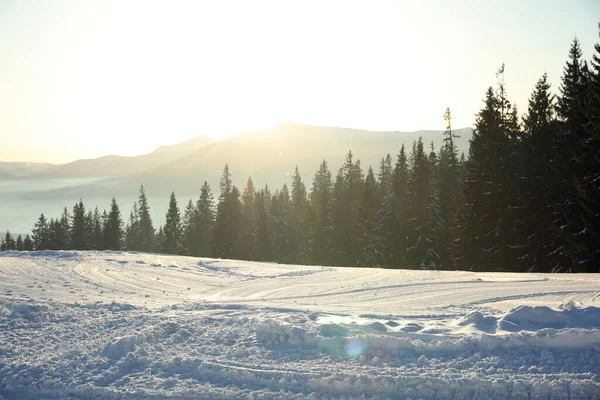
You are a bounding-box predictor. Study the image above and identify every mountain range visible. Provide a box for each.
[0,123,472,233]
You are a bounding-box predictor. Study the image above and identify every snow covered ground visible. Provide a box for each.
[1,251,600,399]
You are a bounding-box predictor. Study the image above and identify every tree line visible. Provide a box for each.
[2,27,600,272]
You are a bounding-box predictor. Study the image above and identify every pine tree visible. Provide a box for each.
[455,84,517,271]
[103,198,123,250]
[125,202,141,251]
[23,234,33,251]
[16,234,24,251]
[357,167,384,266]
[59,207,71,249]
[576,25,600,270]
[213,165,242,258]
[181,199,195,255]
[91,207,103,250]
[270,184,292,263]
[254,188,272,261]
[290,166,310,263]
[240,176,257,260]
[162,192,183,254]
[309,160,333,265]
[137,186,155,252]
[376,154,394,266]
[3,231,15,250]
[191,181,215,257]
[390,144,410,267]
[71,200,87,250]
[437,108,461,269]
[32,213,50,250]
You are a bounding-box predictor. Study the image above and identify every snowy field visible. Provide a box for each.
[1,251,600,399]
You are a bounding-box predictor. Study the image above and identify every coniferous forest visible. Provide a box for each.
[2,31,600,273]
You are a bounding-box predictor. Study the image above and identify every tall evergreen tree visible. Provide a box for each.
[23,234,33,251]
[181,199,195,255]
[213,165,242,258]
[125,202,141,251]
[309,160,333,265]
[16,234,24,251]
[32,213,50,250]
[240,176,257,260]
[390,145,410,267]
[71,200,87,250]
[357,167,384,266]
[103,198,123,250]
[162,192,183,254]
[191,181,215,257]
[254,188,272,261]
[290,166,309,263]
[137,186,155,252]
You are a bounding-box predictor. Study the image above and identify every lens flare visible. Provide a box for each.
[344,338,364,358]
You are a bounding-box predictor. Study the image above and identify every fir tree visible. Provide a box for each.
[23,234,33,251]
[162,192,183,254]
[357,167,384,266]
[309,160,333,265]
[191,181,215,257]
[390,144,410,267]
[181,199,195,255]
[290,166,309,263]
[240,176,257,260]
[103,198,123,250]
[137,186,155,252]
[213,165,242,258]
[71,200,87,250]
[16,234,24,251]
[32,213,50,250]
[125,202,140,251]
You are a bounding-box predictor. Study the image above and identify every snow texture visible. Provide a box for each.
[1,250,600,399]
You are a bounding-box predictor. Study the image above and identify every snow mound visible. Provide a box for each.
[499,302,600,331]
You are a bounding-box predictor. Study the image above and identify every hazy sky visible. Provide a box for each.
[1,0,599,163]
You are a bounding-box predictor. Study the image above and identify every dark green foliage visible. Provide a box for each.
[213,165,242,259]
[71,201,87,250]
[137,186,155,252]
[32,213,50,250]
[162,192,182,254]
[103,198,123,250]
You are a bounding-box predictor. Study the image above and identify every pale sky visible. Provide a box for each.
[1,0,599,163]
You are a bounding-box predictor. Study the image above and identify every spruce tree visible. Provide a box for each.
[191,181,215,257]
[357,167,384,266]
[103,198,123,250]
[23,234,33,251]
[137,186,155,252]
[213,165,242,258]
[16,234,24,251]
[181,199,195,255]
[162,192,183,254]
[125,202,140,251]
[71,200,87,250]
[290,166,309,263]
[254,188,272,261]
[59,207,71,249]
[32,213,49,250]
[309,160,333,265]
[91,207,103,250]
[240,176,257,260]
[390,144,410,267]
